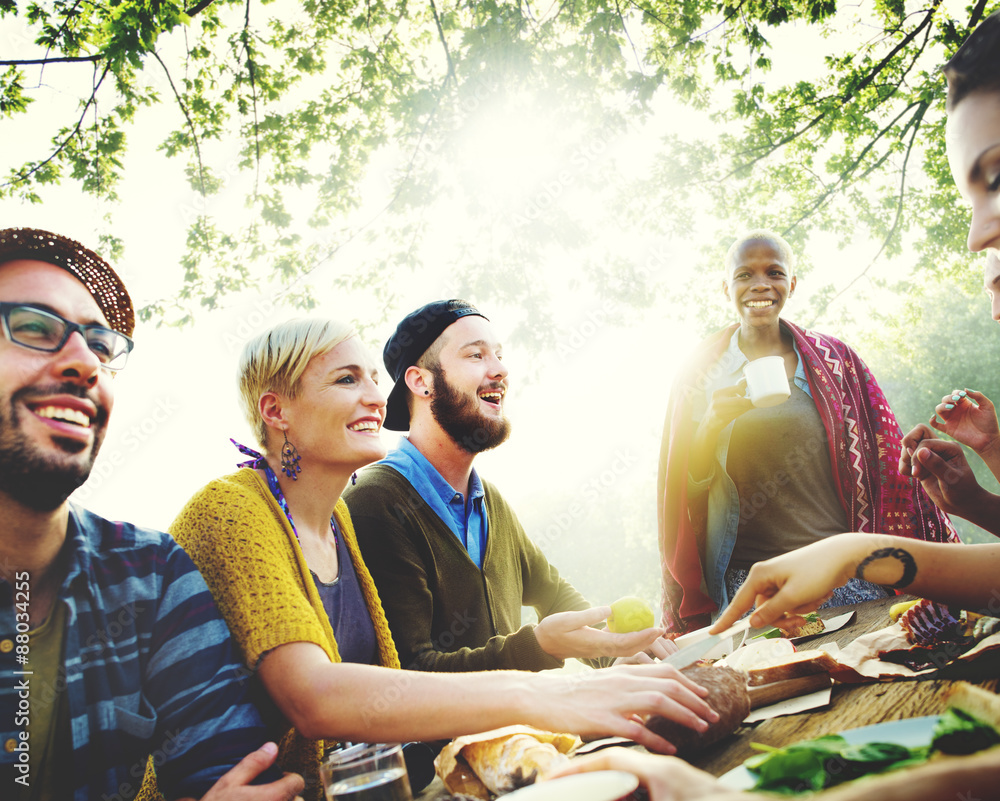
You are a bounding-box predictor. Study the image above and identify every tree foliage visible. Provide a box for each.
[1,0,997,333]
[858,265,1000,543]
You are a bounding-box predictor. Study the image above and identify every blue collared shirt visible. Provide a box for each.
[0,504,273,800]
[380,438,488,568]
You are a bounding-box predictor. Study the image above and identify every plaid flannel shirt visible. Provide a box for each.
[0,504,273,800]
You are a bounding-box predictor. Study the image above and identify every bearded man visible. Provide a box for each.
[345,300,672,673]
[0,228,302,800]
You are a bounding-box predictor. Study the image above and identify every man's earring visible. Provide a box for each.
[281,430,302,479]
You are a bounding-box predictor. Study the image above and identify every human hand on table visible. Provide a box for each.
[708,534,872,634]
[928,389,999,454]
[532,663,720,755]
[548,747,742,800]
[182,743,304,801]
[534,607,667,661]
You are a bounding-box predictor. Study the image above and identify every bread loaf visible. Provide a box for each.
[434,725,581,799]
[645,665,749,758]
[746,649,840,686]
[944,682,1000,731]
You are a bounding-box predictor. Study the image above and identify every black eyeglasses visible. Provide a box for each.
[0,302,134,371]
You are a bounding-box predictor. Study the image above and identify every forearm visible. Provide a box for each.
[948,487,1000,535]
[849,535,1000,612]
[310,662,549,742]
[976,439,1000,486]
[407,625,562,672]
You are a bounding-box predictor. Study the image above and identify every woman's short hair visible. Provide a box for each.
[724,229,796,279]
[239,318,356,447]
[944,11,1000,111]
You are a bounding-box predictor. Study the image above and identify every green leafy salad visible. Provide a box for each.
[744,709,1000,794]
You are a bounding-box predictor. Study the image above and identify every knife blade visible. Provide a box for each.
[661,618,752,669]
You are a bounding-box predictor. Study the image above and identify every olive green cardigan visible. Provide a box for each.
[345,464,601,672]
[169,468,399,801]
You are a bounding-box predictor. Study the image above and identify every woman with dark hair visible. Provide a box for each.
[657,229,957,634]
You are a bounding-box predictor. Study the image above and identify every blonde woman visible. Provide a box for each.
[170,318,720,800]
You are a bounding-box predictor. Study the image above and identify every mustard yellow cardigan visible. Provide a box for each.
[168,468,400,800]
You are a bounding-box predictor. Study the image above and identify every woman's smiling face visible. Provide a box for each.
[947,88,1000,254]
[724,238,796,329]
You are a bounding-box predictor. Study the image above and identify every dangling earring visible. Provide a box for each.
[281,430,302,480]
[351,472,358,485]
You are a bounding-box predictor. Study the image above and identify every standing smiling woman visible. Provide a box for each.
[656,230,958,634]
[167,318,719,800]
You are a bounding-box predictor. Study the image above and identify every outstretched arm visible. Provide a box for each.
[549,746,1000,801]
[711,534,1000,633]
[256,643,721,755]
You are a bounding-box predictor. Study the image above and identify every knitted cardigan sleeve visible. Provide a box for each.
[169,469,338,668]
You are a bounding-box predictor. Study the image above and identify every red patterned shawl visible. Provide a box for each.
[656,320,959,633]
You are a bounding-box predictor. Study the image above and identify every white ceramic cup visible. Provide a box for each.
[743,356,790,408]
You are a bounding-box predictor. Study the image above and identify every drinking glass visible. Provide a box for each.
[320,743,413,801]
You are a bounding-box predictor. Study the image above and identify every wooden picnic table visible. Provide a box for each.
[689,593,1000,777]
[416,594,999,797]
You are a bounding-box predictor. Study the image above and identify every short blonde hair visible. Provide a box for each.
[724,229,796,280]
[238,318,356,447]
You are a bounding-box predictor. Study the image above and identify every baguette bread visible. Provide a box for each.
[434,725,581,799]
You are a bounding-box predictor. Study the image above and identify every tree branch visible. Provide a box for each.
[238,0,261,202]
[806,100,929,325]
[0,54,101,65]
[151,49,208,196]
[614,0,645,75]
[185,0,218,15]
[1,0,218,68]
[428,0,456,81]
[848,0,942,100]
[779,100,923,235]
[1,63,112,190]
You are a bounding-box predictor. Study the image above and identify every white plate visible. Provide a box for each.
[501,770,639,800]
[718,715,941,789]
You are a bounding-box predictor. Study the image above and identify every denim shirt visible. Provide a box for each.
[379,438,488,568]
[689,328,813,613]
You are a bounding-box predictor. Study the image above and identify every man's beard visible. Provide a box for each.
[0,385,106,511]
[429,363,510,454]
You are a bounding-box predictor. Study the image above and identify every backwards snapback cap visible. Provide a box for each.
[382,299,486,431]
[0,228,135,337]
